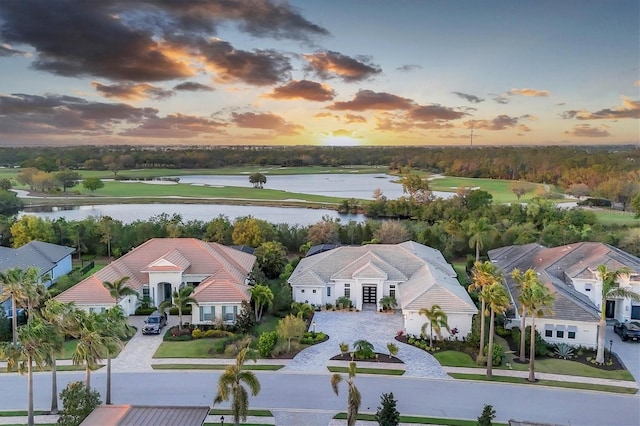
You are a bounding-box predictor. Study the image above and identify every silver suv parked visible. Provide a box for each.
[142,310,167,335]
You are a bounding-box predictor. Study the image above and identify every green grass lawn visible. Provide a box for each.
[448,373,637,394]
[433,350,477,368]
[428,176,562,204]
[152,363,283,371]
[327,366,405,375]
[589,209,638,226]
[501,357,635,381]
[334,412,508,426]
[154,338,227,358]
[252,315,280,335]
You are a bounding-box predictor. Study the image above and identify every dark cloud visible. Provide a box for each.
[328,90,414,111]
[265,80,335,101]
[92,82,174,100]
[344,114,366,124]
[565,124,611,137]
[121,113,226,138]
[0,0,327,83]
[465,115,520,131]
[231,111,302,135]
[452,92,484,103]
[396,64,422,72]
[0,93,157,135]
[409,104,466,121]
[304,51,381,82]
[173,82,214,92]
[561,99,639,120]
[492,95,510,104]
[199,39,291,86]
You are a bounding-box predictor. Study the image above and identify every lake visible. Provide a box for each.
[18,173,455,225]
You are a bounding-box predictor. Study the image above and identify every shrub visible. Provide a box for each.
[484,343,503,367]
[477,404,496,426]
[353,339,375,359]
[169,306,192,316]
[192,328,232,339]
[258,331,278,357]
[134,307,156,316]
[335,296,352,309]
[163,326,193,341]
[57,381,101,426]
[554,343,575,360]
[375,392,400,426]
[511,326,551,357]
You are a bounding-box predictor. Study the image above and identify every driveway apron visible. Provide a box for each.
[606,324,640,387]
[282,311,449,379]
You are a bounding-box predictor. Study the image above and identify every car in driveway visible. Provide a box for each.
[142,310,167,335]
[613,320,640,341]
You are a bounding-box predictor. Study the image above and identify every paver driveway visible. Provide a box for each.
[282,310,450,379]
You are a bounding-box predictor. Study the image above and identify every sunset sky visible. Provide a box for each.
[0,0,638,147]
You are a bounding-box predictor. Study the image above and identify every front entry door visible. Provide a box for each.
[605,300,616,318]
[163,283,172,302]
[363,286,377,304]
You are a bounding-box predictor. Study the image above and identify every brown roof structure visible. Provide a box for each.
[488,242,640,322]
[56,238,255,305]
[80,405,209,426]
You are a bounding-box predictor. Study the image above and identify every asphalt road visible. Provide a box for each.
[1,371,638,426]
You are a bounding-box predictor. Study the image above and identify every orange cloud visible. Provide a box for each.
[344,114,367,123]
[565,124,611,137]
[508,88,550,97]
[561,98,640,120]
[329,90,414,111]
[92,81,174,100]
[304,51,381,82]
[232,111,303,135]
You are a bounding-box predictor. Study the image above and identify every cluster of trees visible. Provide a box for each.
[1,145,637,188]
[0,266,135,426]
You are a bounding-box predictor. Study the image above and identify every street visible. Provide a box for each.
[1,371,638,426]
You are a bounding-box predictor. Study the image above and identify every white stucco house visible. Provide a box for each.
[288,241,477,338]
[488,242,640,348]
[56,238,256,325]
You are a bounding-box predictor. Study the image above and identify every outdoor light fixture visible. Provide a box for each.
[312,321,316,333]
[609,339,613,363]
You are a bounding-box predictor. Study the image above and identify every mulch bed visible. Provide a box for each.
[330,353,404,364]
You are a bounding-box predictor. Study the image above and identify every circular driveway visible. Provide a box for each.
[282,310,450,379]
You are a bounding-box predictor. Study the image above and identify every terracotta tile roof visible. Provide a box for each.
[56,238,255,306]
[192,276,250,303]
[56,276,115,305]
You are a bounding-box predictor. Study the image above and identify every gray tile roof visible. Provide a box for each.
[289,241,477,313]
[487,242,640,323]
[0,241,74,276]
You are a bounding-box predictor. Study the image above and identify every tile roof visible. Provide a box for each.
[56,238,255,305]
[487,242,640,323]
[0,240,74,276]
[289,241,477,314]
[192,276,250,303]
[81,405,209,426]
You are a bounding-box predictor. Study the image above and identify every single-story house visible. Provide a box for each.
[1,240,75,314]
[289,241,478,337]
[55,238,255,325]
[488,242,640,348]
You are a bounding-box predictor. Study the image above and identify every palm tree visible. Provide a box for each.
[469,261,502,360]
[0,316,59,426]
[39,300,73,414]
[249,284,274,322]
[522,281,554,382]
[291,301,313,320]
[418,304,450,350]
[213,347,261,426]
[0,267,40,344]
[101,306,134,404]
[68,310,108,390]
[331,361,361,426]
[595,265,639,364]
[467,217,497,262]
[481,282,510,379]
[511,268,539,362]
[160,286,196,331]
[102,276,137,308]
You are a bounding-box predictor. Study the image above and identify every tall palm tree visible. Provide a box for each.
[418,304,450,350]
[102,276,137,307]
[331,361,361,426]
[160,286,196,331]
[522,281,554,382]
[511,268,539,362]
[481,282,510,379]
[0,267,40,344]
[68,310,108,390]
[213,347,261,426]
[40,300,75,414]
[467,217,497,262]
[595,265,639,364]
[469,261,503,360]
[249,284,274,322]
[0,316,58,426]
[101,306,134,404]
